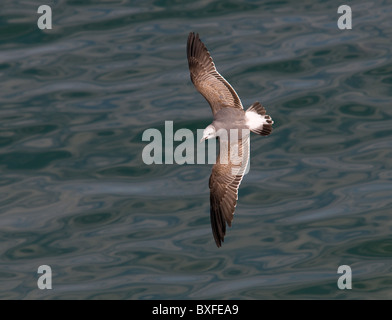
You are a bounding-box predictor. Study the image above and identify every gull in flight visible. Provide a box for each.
[187,32,274,247]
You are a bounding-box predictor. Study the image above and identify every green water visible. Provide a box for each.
[1,0,392,299]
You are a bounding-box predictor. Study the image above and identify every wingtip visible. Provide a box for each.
[187,32,198,60]
[211,223,225,248]
[213,233,224,248]
[187,31,199,45]
[210,194,227,248]
[187,32,205,58]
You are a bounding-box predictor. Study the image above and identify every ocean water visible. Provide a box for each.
[1,0,392,299]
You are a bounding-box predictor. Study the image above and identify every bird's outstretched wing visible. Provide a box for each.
[209,133,250,247]
[187,32,243,115]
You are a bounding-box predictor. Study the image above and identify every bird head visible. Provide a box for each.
[200,124,216,142]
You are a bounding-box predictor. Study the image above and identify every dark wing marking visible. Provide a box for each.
[209,133,250,247]
[187,32,243,115]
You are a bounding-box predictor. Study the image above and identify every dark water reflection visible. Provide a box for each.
[1,0,392,299]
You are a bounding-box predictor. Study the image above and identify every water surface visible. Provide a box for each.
[1,0,392,299]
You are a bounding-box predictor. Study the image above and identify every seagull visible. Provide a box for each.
[187,32,274,247]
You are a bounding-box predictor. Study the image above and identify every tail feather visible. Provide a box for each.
[245,102,273,136]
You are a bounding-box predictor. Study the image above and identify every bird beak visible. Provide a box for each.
[200,136,207,143]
